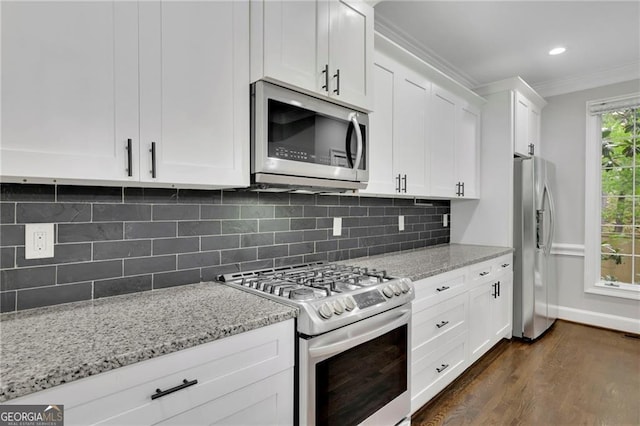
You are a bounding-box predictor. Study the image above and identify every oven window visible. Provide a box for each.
[267,99,366,169]
[315,325,407,426]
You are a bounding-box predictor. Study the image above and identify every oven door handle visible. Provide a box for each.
[308,308,410,359]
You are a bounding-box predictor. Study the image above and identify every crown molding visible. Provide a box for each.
[532,61,640,98]
[374,15,479,90]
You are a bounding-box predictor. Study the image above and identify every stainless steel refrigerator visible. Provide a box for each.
[513,157,557,340]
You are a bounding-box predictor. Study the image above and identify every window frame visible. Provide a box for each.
[584,94,640,300]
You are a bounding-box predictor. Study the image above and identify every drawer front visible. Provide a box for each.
[12,320,295,426]
[468,253,513,285]
[412,292,467,361]
[493,254,513,275]
[411,332,467,414]
[413,268,467,310]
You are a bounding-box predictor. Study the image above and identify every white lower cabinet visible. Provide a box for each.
[9,320,294,426]
[411,254,513,414]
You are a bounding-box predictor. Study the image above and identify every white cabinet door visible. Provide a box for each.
[261,1,321,95]
[361,61,397,195]
[139,1,249,187]
[429,85,457,197]
[468,280,494,364]
[394,72,429,196]
[328,0,373,109]
[529,104,541,156]
[1,1,139,183]
[514,91,531,156]
[456,103,480,199]
[493,272,513,340]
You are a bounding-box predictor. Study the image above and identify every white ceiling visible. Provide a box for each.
[374,1,640,97]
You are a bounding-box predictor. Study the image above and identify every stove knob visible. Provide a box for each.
[399,281,410,293]
[333,300,345,315]
[382,286,394,298]
[344,296,356,311]
[318,303,333,319]
[390,284,401,296]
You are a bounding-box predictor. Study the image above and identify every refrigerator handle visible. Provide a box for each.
[545,183,556,256]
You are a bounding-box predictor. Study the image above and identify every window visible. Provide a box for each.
[585,94,640,300]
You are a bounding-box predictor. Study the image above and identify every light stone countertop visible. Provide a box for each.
[341,243,513,281]
[0,282,297,402]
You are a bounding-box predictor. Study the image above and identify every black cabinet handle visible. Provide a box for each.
[479,271,489,276]
[126,139,133,177]
[455,182,460,196]
[396,174,401,193]
[497,280,501,297]
[501,263,510,268]
[333,69,340,95]
[492,282,498,298]
[436,363,449,373]
[461,182,465,197]
[151,379,198,400]
[322,64,329,92]
[436,285,450,292]
[436,320,449,329]
[528,143,535,156]
[402,174,407,193]
[150,142,157,178]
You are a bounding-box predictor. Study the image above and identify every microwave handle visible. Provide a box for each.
[349,114,363,170]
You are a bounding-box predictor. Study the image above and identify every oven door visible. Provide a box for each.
[252,80,368,184]
[299,307,411,426]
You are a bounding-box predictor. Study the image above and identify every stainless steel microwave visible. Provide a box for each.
[250,80,368,192]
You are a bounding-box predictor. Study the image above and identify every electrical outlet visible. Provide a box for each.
[25,223,55,259]
[398,215,405,231]
[443,214,449,228]
[332,217,342,236]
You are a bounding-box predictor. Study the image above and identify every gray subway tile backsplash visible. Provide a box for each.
[0,183,450,312]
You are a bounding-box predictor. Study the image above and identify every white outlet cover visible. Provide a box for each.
[399,215,405,231]
[332,217,342,236]
[25,223,55,259]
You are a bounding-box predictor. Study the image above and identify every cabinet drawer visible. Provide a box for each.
[411,332,467,414]
[413,268,467,310]
[12,320,294,426]
[412,292,467,362]
[468,254,513,284]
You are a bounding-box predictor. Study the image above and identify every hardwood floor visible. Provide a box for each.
[412,320,640,425]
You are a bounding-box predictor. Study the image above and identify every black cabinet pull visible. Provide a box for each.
[461,182,465,197]
[396,174,401,193]
[126,139,133,177]
[479,271,489,277]
[501,263,510,268]
[322,64,329,92]
[455,182,460,196]
[333,69,340,95]
[436,285,450,292]
[436,363,449,373]
[436,320,449,329]
[150,142,157,178]
[402,174,407,193]
[528,143,535,156]
[497,280,501,297]
[151,379,198,400]
[492,282,498,298]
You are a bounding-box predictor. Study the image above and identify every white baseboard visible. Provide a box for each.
[557,305,640,334]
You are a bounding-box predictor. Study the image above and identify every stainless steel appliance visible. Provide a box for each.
[251,80,369,192]
[513,157,557,340]
[220,262,413,425]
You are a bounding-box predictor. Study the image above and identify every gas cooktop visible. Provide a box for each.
[219,262,414,336]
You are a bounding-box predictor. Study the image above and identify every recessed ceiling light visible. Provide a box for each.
[549,47,566,56]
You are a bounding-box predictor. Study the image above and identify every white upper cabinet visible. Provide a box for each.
[1,1,249,189]
[252,0,374,111]
[138,1,249,187]
[514,90,541,157]
[1,2,139,182]
[429,85,481,199]
[361,51,429,197]
[429,86,457,197]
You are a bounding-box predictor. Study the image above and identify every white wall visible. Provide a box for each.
[541,79,640,330]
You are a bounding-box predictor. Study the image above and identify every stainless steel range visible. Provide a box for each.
[220,262,413,426]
